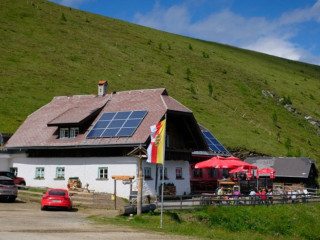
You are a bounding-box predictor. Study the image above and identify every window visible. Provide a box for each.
[208,168,218,178]
[35,167,45,179]
[192,169,202,178]
[60,128,69,139]
[176,167,183,179]
[70,127,79,138]
[223,169,229,178]
[98,167,108,179]
[56,167,65,179]
[60,127,79,139]
[144,167,152,180]
[159,167,168,180]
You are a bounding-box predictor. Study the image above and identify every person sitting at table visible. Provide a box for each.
[249,188,256,205]
[260,188,267,204]
[217,186,225,203]
[233,188,241,204]
[267,188,273,204]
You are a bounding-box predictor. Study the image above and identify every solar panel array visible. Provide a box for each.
[202,130,229,153]
[86,110,147,138]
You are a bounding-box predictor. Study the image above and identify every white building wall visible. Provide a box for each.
[142,160,191,196]
[11,156,138,199]
[10,155,191,199]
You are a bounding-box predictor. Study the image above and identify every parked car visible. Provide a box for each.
[41,189,72,211]
[0,171,26,188]
[0,176,18,202]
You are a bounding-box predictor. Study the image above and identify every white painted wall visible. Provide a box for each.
[11,156,138,199]
[10,155,191,199]
[142,160,191,196]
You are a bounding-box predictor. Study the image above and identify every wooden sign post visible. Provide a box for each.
[112,175,135,210]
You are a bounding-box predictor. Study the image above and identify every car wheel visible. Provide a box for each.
[41,206,46,211]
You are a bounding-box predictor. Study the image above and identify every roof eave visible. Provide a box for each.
[5,143,147,150]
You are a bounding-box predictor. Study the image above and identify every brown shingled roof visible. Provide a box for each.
[5,88,193,149]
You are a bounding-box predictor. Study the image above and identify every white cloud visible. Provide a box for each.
[134,4,190,34]
[279,0,320,24]
[133,1,320,65]
[244,37,302,61]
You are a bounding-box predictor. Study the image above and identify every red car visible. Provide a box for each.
[41,189,72,211]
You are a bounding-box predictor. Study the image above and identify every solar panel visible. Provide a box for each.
[87,110,148,138]
[202,130,229,153]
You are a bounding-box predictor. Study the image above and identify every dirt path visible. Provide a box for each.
[0,200,197,240]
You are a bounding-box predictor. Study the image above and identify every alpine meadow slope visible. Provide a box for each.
[1,0,320,167]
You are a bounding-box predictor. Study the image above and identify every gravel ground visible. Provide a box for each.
[0,199,197,240]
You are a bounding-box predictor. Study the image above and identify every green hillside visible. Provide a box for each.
[1,0,320,166]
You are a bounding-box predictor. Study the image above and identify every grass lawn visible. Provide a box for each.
[88,204,320,240]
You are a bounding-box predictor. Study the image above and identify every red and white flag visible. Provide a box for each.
[147,119,166,164]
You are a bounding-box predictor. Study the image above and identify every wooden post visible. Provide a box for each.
[114,179,117,210]
[126,145,147,216]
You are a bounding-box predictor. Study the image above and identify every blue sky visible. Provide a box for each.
[49,0,320,65]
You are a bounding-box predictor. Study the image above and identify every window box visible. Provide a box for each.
[96,178,109,181]
[34,177,45,180]
[54,177,65,180]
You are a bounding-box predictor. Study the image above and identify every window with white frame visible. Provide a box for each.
[35,167,45,179]
[176,167,183,179]
[70,127,79,138]
[56,167,65,179]
[98,167,108,179]
[59,127,79,139]
[60,128,69,139]
[159,167,168,180]
[144,167,152,180]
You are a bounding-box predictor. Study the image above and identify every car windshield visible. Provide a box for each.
[0,180,15,186]
[49,190,66,196]
[0,172,14,178]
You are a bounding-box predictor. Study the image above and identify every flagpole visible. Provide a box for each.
[160,113,167,228]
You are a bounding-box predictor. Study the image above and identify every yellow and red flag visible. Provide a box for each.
[147,119,166,164]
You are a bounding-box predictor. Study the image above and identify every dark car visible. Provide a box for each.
[0,171,26,188]
[0,176,18,202]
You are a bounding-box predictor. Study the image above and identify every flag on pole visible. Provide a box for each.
[147,119,166,164]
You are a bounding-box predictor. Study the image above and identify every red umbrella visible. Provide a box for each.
[224,156,258,169]
[194,156,238,169]
[225,160,258,169]
[258,168,276,174]
[258,168,276,179]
